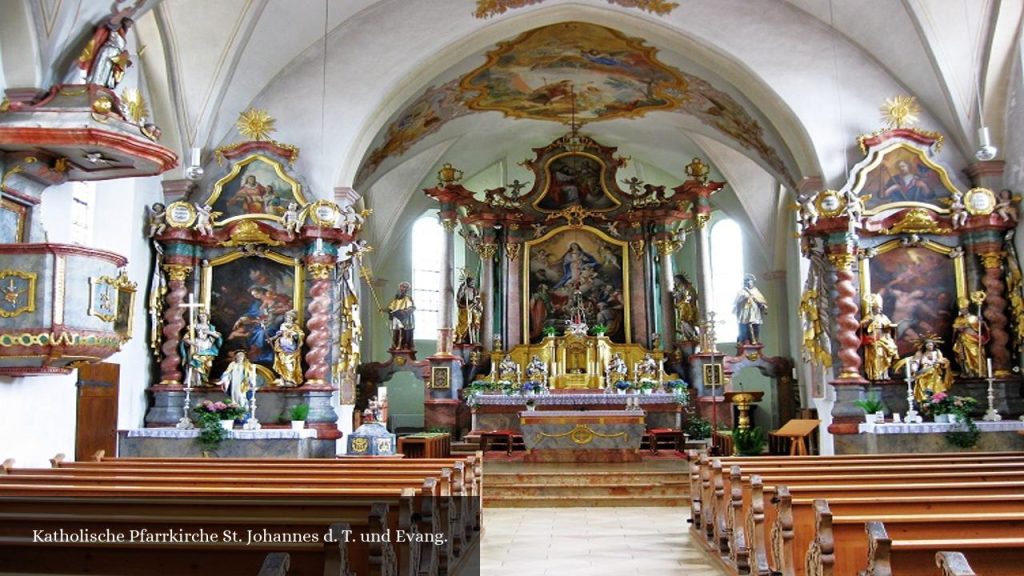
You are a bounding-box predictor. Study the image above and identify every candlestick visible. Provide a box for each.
[983,366,1002,421]
[904,362,922,424]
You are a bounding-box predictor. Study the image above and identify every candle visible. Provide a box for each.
[905,360,911,382]
[987,358,993,379]
[190,147,201,167]
[791,367,798,380]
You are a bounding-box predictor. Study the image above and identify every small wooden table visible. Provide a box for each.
[772,418,820,455]
[397,433,451,458]
[645,428,685,454]
[479,430,520,456]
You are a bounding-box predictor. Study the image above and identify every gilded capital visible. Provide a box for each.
[978,251,1005,269]
[306,262,334,280]
[694,213,711,229]
[439,217,457,232]
[653,238,681,256]
[505,242,521,261]
[162,264,193,282]
[827,253,855,270]
[479,242,498,261]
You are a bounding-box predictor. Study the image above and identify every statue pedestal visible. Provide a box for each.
[346,422,396,456]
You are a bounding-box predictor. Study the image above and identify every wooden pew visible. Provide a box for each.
[863,523,1024,576]
[807,500,1024,576]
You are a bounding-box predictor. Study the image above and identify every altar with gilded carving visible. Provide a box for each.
[520,410,646,462]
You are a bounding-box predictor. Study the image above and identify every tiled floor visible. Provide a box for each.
[478,507,728,575]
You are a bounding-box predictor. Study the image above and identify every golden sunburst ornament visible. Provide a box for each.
[880,95,919,129]
[236,108,276,141]
[120,88,148,124]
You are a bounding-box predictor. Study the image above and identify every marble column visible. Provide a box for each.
[158,263,192,385]
[303,252,336,386]
[694,221,713,322]
[480,246,496,350]
[655,238,677,350]
[437,217,456,355]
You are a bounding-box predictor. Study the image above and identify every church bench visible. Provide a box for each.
[773,490,1024,576]
[259,552,292,576]
[862,522,1024,576]
[0,494,416,576]
[808,501,1024,576]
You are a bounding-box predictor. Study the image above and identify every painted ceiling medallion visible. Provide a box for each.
[460,22,688,123]
[474,0,679,19]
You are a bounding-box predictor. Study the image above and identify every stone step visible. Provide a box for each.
[486,482,688,498]
[483,495,690,508]
[484,471,687,486]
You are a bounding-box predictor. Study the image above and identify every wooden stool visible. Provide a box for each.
[645,428,684,454]
[479,430,519,456]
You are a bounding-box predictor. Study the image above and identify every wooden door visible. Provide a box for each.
[75,363,119,461]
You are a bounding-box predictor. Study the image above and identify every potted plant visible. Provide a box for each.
[591,324,608,337]
[193,399,246,451]
[638,379,657,395]
[922,391,952,422]
[732,426,766,456]
[853,390,886,423]
[614,380,631,395]
[542,326,558,338]
[289,403,310,430]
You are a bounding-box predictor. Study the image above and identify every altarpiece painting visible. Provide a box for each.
[524,226,629,344]
[207,154,307,225]
[855,143,956,210]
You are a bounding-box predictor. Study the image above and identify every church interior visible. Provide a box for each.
[2,0,1024,574]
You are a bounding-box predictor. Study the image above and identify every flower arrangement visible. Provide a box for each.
[615,380,632,392]
[922,391,980,448]
[590,324,608,336]
[638,379,658,393]
[542,326,558,338]
[522,381,545,395]
[467,380,493,395]
[194,399,246,451]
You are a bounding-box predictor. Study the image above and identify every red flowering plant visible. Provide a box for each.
[193,399,246,451]
[921,391,953,415]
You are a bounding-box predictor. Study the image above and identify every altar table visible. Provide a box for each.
[835,420,1024,454]
[472,392,684,433]
[118,428,320,458]
[519,410,646,462]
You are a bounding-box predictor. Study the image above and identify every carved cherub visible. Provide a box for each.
[841,189,865,223]
[796,193,818,227]
[282,202,302,239]
[950,190,968,228]
[194,204,216,237]
[996,189,1019,223]
[146,202,167,238]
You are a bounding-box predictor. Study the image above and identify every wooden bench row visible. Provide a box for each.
[0,453,484,576]
[689,451,1024,576]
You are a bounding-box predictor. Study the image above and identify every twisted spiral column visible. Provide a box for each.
[829,253,862,379]
[158,264,192,385]
[979,251,1011,372]
[303,260,334,386]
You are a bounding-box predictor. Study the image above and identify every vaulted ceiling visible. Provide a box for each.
[1,0,1020,263]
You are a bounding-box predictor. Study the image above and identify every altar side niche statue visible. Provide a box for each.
[146,203,167,238]
[635,353,658,382]
[949,191,968,229]
[952,299,988,377]
[194,204,216,236]
[909,336,952,402]
[606,352,628,385]
[269,310,304,387]
[734,274,768,345]
[672,273,699,341]
[219,350,257,409]
[859,294,899,380]
[525,354,547,383]
[796,192,818,228]
[454,275,483,345]
[181,310,222,387]
[385,281,415,350]
[78,17,134,89]
[497,354,520,383]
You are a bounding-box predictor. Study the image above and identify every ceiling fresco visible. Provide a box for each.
[460,22,688,123]
[355,22,795,187]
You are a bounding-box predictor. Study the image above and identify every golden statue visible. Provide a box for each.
[270,310,305,387]
[952,297,987,377]
[454,275,483,345]
[672,273,699,341]
[909,336,951,402]
[858,294,899,380]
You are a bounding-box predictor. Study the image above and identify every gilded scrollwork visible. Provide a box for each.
[162,264,193,282]
[306,262,334,280]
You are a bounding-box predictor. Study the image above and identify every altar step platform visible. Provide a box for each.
[482,461,690,508]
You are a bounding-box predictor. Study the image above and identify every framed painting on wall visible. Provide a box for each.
[534,153,619,212]
[205,155,307,226]
[852,144,959,211]
[523,225,629,344]
[863,240,963,358]
[201,251,303,381]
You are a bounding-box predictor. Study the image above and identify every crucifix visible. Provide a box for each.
[175,294,207,429]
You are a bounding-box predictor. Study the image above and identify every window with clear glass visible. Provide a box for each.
[70,182,95,245]
[411,213,444,339]
[710,218,743,343]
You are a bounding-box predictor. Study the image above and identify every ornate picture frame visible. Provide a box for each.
[113,272,137,341]
[533,152,620,212]
[164,201,197,228]
[430,366,451,389]
[205,154,307,226]
[0,269,36,318]
[0,197,28,243]
[964,187,996,216]
[88,275,119,322]
[849,142,960,214]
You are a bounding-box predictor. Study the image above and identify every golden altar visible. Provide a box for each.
[489,334,667,389]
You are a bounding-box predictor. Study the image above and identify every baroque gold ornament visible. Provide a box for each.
[236,108,276,141]
[880,95,919,129]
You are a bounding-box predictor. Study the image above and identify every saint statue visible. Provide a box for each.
[181,310,222,387]
[385,282,415,350]
[269,310,304,387]
[78,17,134,89]
[497,354,520,383]
[672,273,699,342]
[909,336,951,402]
[454,275,483,345]
[605,352,628,385]
[952,299,988,377]
[734,274,768,345]
[858,294,899,380]
[219,350,257,409]
[525,354,547,383]
[635,353,658,381]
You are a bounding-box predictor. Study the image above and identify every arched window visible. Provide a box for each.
[70,182,95,245]
[411,213,444,339]
[710,218,743,343]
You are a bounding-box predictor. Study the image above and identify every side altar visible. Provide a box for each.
[520,410,646,463]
